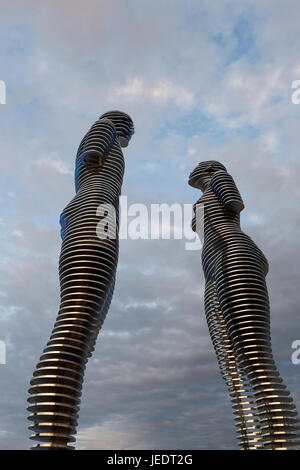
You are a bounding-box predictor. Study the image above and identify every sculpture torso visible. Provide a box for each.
[192,172,268,281]
[60,118,124,237]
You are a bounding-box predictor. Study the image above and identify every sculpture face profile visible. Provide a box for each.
[189,160,300,450]
[27,110,134,449]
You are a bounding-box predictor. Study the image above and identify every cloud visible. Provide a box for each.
[115,77,144,97]
[77,421,149,450]
[113,77,195,109]
[36,154,73,175]
[0,0,299,451]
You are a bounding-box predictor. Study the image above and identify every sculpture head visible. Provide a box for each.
[99,110,135,148]
[188,160,226,191]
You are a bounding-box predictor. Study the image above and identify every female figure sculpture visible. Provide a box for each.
[27,111,134,449]
[189,160,300,450]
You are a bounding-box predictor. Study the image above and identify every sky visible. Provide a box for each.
[0,0,300,450]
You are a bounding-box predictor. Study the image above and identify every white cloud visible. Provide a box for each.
[116,77,144,97]
[113,77,195,109]
[12,229,23,238]
[203,64,285,129]
[36,154,73,175]
[151,81,195,108]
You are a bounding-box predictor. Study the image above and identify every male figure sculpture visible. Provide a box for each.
[189,160,300,450]
[27,111,135,449]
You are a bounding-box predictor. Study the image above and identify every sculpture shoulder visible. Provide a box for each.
[74,119,118,192]
[210,170,244,213]
[90,118,116,135]
[210,169,230,184]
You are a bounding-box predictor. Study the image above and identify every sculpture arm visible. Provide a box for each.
[79,118,116,168]
[210,170,244,213]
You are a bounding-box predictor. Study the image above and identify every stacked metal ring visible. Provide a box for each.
[189,160,300,450]
[27,111,134,449]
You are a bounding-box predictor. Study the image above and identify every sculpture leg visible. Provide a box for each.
[214,253,300,449]
[205,279,262,449]
[27,221,118,449]
[87,278,115,358]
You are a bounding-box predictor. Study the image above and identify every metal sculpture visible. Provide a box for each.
[188,160,300,450]
[27,111,134,449]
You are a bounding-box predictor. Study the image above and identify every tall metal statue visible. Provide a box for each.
[188,160,300,450]
[27,111,135,449]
